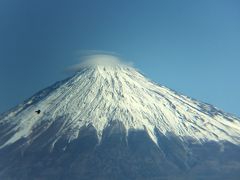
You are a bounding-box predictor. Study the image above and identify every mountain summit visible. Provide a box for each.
[1,56,240,180]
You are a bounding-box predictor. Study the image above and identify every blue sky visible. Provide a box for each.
[0,0,239,116]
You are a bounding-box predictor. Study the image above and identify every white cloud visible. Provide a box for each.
[65,51,133,73]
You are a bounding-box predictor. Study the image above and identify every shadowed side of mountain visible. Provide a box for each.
[1,120,240,180]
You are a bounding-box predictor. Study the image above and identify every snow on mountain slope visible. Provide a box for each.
[1,55,240,149]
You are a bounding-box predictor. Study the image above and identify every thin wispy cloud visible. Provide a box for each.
[65,50,134,73]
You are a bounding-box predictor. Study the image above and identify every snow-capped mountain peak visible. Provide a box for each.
[1,56,240,149]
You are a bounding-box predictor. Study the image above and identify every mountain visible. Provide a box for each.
[1,56,240,180]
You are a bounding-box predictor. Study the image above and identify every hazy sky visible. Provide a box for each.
[0,0,239,116]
